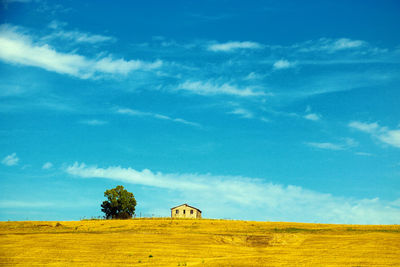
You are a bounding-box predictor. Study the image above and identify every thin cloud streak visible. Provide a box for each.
[306,138,357,151]
[44,30,116,44]
[295,38,368,53]
[177,80,265,97]
[116,108,201,127]
[306,142,344,151]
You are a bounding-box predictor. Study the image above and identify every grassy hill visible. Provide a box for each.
[0,219,399,266]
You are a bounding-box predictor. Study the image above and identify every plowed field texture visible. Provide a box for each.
[0,219,399,266]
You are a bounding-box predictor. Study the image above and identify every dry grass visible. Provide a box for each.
[0,218,399,266]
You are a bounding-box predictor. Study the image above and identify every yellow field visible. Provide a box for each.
[0,219,399,266]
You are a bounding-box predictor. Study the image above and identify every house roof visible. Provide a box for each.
[170,203,202,213]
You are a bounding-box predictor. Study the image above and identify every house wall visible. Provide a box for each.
[171,205,201,219]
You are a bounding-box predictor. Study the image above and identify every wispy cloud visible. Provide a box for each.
[273,59,295,70]
[66,162,207,191]
[65,162,400,224]
[45,30,116,44]
[306,138,357,151]
[297,38,368,53]
[260,117,270,123]
[116,108,200,127]
[326,38,366,51]
[349,121,379,133]
[207,41,262,52]
[177,80,265,97]
[42,162,53,169]
[42,20,116,44]
[44,20,115,44]
[349,121,400,148]
[1,153,19,166]
[0,24,162,79]
[306,142,344,150]
[244,72,265,80]
[80,119,108,126]
[303,113,321,121]
[228,108,254,119]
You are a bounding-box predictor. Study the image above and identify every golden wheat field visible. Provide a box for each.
[0,219,399,266]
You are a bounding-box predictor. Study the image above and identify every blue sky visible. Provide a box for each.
[1,0,400,223]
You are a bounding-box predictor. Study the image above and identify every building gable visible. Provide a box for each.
[170,203,201,213]
[170,203,202,219]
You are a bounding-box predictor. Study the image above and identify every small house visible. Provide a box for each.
[171,204,201,219]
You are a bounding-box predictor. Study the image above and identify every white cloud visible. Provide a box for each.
[306,138,357,151]
[330,38,366,50]
[65,162,400,224]
[298,38,368,53]
[44,20,115,43]
[378,130,400,148]
[117,108,147,116]
[304,113,321,121]
[1,153,19,166]
[66,162,207,191]
[349,121,379,133]
[349,121,400,148]
[207,41,262,52]
[93,57,161,75]
[306,142,344,150]
[273,59,295,70]
[42,162,53,169]
[0,24,162,79]
[46,30,115,44]
[116,108,200,127]
[177,80,265,97]
[228,108,254,119]
[80,119,108,126]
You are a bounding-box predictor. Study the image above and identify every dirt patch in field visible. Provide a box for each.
[215,233,302,247]
[245,235,272,246]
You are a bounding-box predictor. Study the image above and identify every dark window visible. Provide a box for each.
[176,210,179,214]
[190,210,194,214]
[183,210,186,214]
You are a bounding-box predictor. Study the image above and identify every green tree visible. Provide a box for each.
[101,185,137,219]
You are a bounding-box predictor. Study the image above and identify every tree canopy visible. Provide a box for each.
[101,185,137,219]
